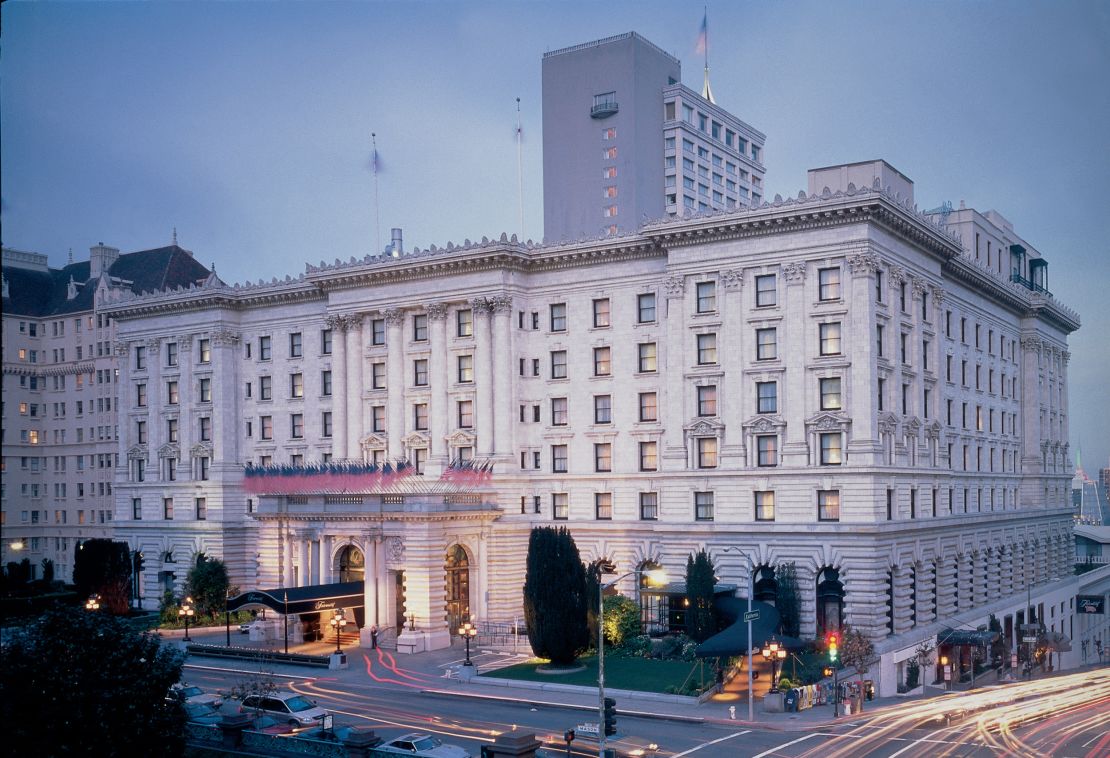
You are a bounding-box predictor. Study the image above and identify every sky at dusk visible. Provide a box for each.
[3,0,1108,469]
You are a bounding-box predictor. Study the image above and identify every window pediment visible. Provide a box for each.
[446,429,476,446]
[157,443,180,459]
[190,442,213,458]
[684,418,724,436]
[804,412,850,431]
[742,414,785,433]
[402,431,429,448]
[360,433,387,450]
[127,444,148,461]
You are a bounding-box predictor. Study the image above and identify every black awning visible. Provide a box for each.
[695,600,805,658]
[226,581,364,615]
[937,628,998,646]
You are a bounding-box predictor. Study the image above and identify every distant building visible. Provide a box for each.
[1,244,211,582]
[541,32,765,242]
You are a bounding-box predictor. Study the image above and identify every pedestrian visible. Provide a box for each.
[370,624,378,649]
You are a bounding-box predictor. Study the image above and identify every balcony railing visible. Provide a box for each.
[590,101,619,119]
[1010,272,1051,297]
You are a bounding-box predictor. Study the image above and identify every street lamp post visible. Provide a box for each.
[760,638,787,692]
[85,594,101,612]
[459,621,478,666]
[721,546,757,722]
[179,596,195,642]
[597,564,666,758]
[330,609,348,654]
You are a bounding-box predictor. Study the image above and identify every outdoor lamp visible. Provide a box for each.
[330,609,348,654]
[458,620,478,666]
[940,655,949,666]
[85,594,100,611]
[178,596,195,641]
[761,637,787,692]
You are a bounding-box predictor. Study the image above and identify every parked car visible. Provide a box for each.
[245,713,296,735]
[377,733,472,758]
[182,702,222,726]
[172,684,223,708]
[239,621,252,634]
[240,691,328,728]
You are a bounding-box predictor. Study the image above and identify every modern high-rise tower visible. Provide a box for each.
[541,32,766,242]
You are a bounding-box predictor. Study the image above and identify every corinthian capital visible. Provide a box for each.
[382,308,405,326]
[782,261,807,283]
[663,275,685,298]
[425,302,448,321]
[487,293,513,313]
[720,269,743,291]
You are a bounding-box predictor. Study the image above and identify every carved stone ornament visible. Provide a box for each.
[382,308,405,326]
[158,443,180,459]
[487,293,514,313]
[912,279,928,299]
[931,288,946,306]
[190,442,213,458]
[1020,335,1042,351]
[846,252,881,277]
[805,412,848,431]
[387,537,405,564]
[127,444,148,461]
[781,262,807,283]
[469,297,493,314]
[177,334,194,350]
[211,329,240,346]
[113,340,130,357]
[720,269,743,290]
[1062,350,1070,364]
[425,302,448,321]
[325,314,349,331]
[145,338,161,355]
[663,275,685,298]
[344,314,363,332]
[887,266,907,287]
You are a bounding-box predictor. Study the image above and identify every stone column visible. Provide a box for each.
[113,341,132,480]
[299,536,311,587]
[1019,336,1043,506]
[893,565,914,634]
[780,261,808,465]
[846,252,881,460]
[384,309,405,459]
[346,316,364,458]
[842,558,887,642]
[176,336,196,477]
[211,330,241,471]
[916,561,936,626]
[318,534,331,584]
[999,546,1013,598]
[427,303,449,473]
[396,527,451,653]
[360,537,378,644]
[471,298,495,458]
[720,269,744,464]
[376,538,388,629]
[283,526,295,588]
[935,556,958,619]
[490,294,514,460]
[146,337,163,463]
[327,315,349,459]
[175,335,193,464]
[973,551,988,609]
[661,275,686,466]
[986,547,1001,601]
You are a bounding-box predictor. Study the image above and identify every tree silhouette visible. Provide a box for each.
[522,527,589,665]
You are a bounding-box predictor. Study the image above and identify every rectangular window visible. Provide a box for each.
[757,435,778,466]
[595,493,612,520]
[289,373,302,399]
[639,441,658,471]
[818,490,841,521]
[594,443,612,472]
[195,497,207,521]
[166,381,179,405]
[640,492,658,520]
[163,497,174,520]
[134,346,146,370]
[167,418,178,443]
[290,413,304,438]
[372,406,385,433]
[697,437,718,468]
[551,397,568,426]
[456,309,473,337]
[820,377,842,411]
[552,445,568,473]
[413,359,429,387]
[638,342,657,373]
[593,346,611,376]
[551,351,567,379]
[371,319,385,345]
[552,493,568,520]
[413,314,428,342]
[166,342,178,367]
[593,298,611,328]
[260,375,273,400]
[260,415,272,440]
[457,354,473,383]
[198,338,211,363]
[757,381,777,413]
[755,274,777,307]
[594,395,612,424]
[413,403,429,431]
[819,322,842,356]
[321,370,332,396]
[638,293,656,323]
[259,336,271,361]
[457,400,474,429]
[322,411,333,438]
[754,491,775,521]
[696,281,716,313]
[818,267,841,301]
[136,384,147,408]
[900,333,909,364]
[697,333,717,365]
[695,491,714,521]
[136,420,147,445]
[697,385,717,416]
[372,363,386,389]
[321,328,333,355]
[639,392,658,422]
[289,332,302,358]
[820,433,843,465]
[550,303,567,332]
[132,498,142,520]
[756,328,777,360]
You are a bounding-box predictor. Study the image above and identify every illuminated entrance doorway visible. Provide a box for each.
[445,545,470,634]
[337,545,365,583]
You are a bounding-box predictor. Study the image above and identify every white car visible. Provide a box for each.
[377,733,472,758]
[240,691,328,728]
[172,684,223,709]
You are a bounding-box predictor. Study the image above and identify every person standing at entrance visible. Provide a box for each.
[370,625,378,649]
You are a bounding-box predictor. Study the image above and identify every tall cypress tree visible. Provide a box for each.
[685,549,717,643]
[776,562,801,638]
[522,526,589,665]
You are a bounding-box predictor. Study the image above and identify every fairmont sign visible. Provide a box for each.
[1077,595,1105,614]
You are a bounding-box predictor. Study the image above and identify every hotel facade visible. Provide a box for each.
[99,159,1081,693]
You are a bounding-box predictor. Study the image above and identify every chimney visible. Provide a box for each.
[390,228,403,257]
[89,243,120,279]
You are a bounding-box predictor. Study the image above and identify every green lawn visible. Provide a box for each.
[481,655,714,695]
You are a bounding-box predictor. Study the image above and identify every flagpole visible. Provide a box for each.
[372,132,381,255]
[515,97,525,240]
[704,6,709,72]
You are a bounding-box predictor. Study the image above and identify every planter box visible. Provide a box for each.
[762,691,784,713]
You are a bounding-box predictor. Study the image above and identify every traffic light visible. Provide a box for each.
[603,696,617,736]
[827,633,839,664]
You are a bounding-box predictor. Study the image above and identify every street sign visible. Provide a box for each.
[576,722,600,735]
[1022,636,1037,643]
[744,610,760,622]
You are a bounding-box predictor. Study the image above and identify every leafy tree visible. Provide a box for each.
[0,606,186,756]
[988,614,1007,668]
[602,594,641,648]
[522,526,589,665]
[775,562,801,638]
[685,549,717,643]
[41,557,56,584]
[73,539,132,614]
[840,625,877,680]
[186,552,230,618]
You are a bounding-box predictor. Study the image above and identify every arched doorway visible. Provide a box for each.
[337,545,365,583]
[637,560,665,634]
[816,567,844,637]
[445,545,470,634]
[753,565,779,605]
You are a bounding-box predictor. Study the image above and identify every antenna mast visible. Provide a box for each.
[372,132,381,254]
[516,97,525,240]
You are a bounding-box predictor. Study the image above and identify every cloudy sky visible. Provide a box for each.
[3,0,1108,469]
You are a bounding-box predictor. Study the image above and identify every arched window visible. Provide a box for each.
[445,545,470,634]
[337,545,365,583]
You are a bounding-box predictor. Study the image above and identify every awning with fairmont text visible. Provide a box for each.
[226,581,364,616]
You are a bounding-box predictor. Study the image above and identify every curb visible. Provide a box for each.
[419,687,706,725]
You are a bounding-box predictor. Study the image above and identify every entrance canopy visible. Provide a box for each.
[695,598,806,658]
[937,628,998,647]
[227,581,364,616]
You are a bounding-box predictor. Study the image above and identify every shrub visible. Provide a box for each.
[623,635,653,658]
[602,595,641,648]
[522,527,589,665]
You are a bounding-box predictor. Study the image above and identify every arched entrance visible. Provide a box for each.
[337,545,365,583]
[445,545,470,634]
[816,567,844,637]
[753,565,779,606]
[637,559,665,634]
